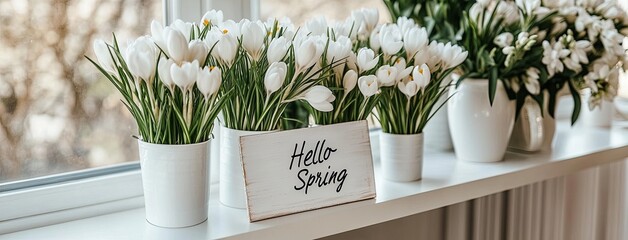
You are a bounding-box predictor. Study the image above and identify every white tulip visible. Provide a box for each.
[267,37,289,64]
[264,62,288,94]
[295,38,323,70]
[170,60,199,92]
[197,66,222,99]
[300,86,335,112]
[187,40,209,64]
[412,64,431,90]
[358,75,379,97]
[343,70,358,94]
[158,58,175,90]
[166,28,188,64]
[241,20,267,61]
[125,36,157,81]
[398,80,419,98]
[376,65,398,87]
[356,48,378,73]
[201,10,223,26]
[216,33,238,66]
[404,27,428,59]
[93,39,116,73]
[494,32,514,48]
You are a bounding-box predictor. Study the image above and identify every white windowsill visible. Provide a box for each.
[2,120,628,240]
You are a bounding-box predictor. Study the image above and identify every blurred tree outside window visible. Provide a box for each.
[0,0,162,183]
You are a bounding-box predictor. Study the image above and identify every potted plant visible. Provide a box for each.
[370,19,467,181]
[88,15,228,227]
[201,16,336,208]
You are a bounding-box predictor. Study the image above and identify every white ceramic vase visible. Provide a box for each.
[220,126,273,209]
[580,90,614,128]
[379,132,424,182]
[448,78,515,163]
[423,93,454,151]
[139,140,209,228]
[508,97,544,152]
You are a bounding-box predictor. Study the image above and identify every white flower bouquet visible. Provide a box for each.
[540,0,628,122]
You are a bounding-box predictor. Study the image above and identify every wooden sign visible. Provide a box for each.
[240,120,376,222]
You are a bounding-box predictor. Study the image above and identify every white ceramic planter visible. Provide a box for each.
[508,97,544,152]
[220,126,273,209]
[580,90,614,128]
[448,78,515,163]
[423,93,454,151]
[139,140,209,228]
[379,132,424,182]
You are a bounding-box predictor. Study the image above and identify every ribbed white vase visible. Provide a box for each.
[139,140,209,228]
[379,132,424,182]
[220,126,273,209]
[448,78,515,163]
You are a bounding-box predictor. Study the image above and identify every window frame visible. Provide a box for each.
[0,0,258,234]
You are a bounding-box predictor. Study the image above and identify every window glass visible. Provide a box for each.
[260,0,390,25]
[0,0,162,183]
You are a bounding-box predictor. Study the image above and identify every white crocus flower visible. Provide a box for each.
[125,36,157,81]
[171,19,194,41]
[376,65,398,87]
[523,68,541,95]
[200,10,224,26]
[403,27,429,59]
[93,39,116,73]
[360,8,379,33]
[150,20,168,55]
[264,62,288,95]
[397,16,417,35]
[379,24,403,56]
[166,28,189,64]
[299,86,335,112]
[170,60,199,92]
[356,48,379,73]
[358,75,379,97]
[218,20,241,37]
[241,20,267,61]
[369,27,381,52]
[542,41,569,76]
[295,38,324,71]
[440,43,468,70]
[267,37,289,64]
[158,58,176,91]
[187,40,209,64]
[412,64,431,90]
[494,32,514,48]
[197,66,222,99]
[305,16,328,36]
[343,70,358,94]
[326,36,352,67]
[393,57,413,81]
[216,33,238,66]
[398,80,420,98]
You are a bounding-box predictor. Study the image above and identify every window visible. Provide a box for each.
[260,0,390,24]
[0,0,162,184]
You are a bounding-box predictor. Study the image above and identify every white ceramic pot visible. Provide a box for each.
[448,78,515,163]
[210,119,221,184]
[508,97,544,152]
[423,93,454,151]
[139,140,209,228]
[220,126,273,209]
[379,132,424,182]
[580,90,614,128]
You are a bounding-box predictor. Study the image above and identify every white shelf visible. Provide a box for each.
[3,121,628,240]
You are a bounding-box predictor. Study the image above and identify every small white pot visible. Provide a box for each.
[580,90,614,128]
[423,94,453,151]
[139,140,209,228]
[379,132,424,182]
[448,78,515,163]
[220,126,273,209]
